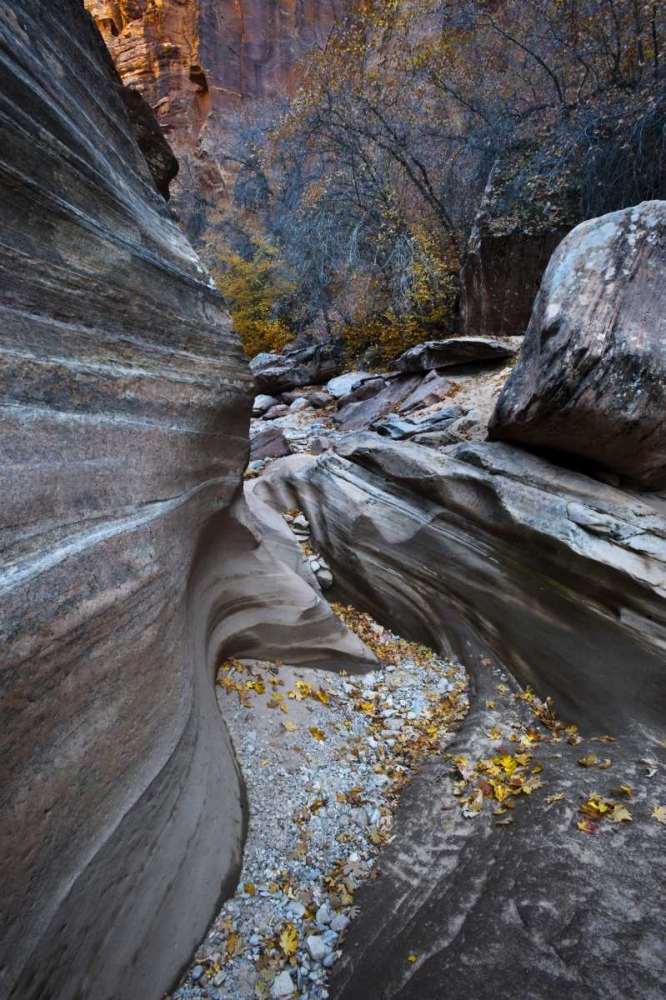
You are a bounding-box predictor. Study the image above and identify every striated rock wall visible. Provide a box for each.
[84,0,343,241]
[0,4,373,999]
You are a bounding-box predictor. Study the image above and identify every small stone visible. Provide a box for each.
[292,513,310,531]
[191,965,204,982]
[330,913,350,933]
[352,807,370,829]
[212,971,225,987]
[289,397,310,411]
[316,568,333,589]
[316,903,332,926]
[323,952,337,969]
[306,935,328,962]
[271,969,297,999]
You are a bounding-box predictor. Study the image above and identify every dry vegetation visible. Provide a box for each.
[206,0,665,361]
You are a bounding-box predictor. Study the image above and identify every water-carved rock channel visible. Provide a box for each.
[1,5,665,1000]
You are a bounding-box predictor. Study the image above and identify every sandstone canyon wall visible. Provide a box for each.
[84,0,343,244]
[0,3,375,999]
[0,3,250,997]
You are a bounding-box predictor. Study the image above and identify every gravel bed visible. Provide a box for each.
[170,606,468,1000]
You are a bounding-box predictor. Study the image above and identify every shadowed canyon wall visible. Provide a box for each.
[84,0,344,242]
[0,2,253,997]
[0,8,377,998]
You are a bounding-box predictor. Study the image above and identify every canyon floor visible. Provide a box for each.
[171,367,666,1000]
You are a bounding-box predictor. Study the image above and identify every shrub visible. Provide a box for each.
[212,241,296,358]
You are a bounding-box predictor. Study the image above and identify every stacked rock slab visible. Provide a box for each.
[0,5,375,1000]
[490,201,666,490]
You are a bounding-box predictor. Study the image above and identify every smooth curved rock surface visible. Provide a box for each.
[389,336,520,373]
[0,6,373,1000]
[255,437,666,1000]
[490,201,666,489]
[256,437,666,737]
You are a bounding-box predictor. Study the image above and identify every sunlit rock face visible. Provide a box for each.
[0,3,253,998]
[84,0,343,241]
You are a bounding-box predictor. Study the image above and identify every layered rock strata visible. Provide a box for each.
[490,201,666,490]
[0,5,372,1000]
[254,436,666,999]
[256,437,666,743]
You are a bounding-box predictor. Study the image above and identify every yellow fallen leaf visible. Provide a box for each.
[407,954,418,963]
[609,805,632,823]
[652,805,666,825]
[279,924,299,958]
[599,758,613,770]
[309,726,326,742]
[282,720,298,732]
[545,792,565,804]
[619,785,633,797]
[578,753,598,768]
[314,687,330,705]
[244,882,255,896]
[226,931,243,958]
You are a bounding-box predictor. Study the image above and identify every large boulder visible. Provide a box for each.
[0,7,373,1000]
[490,201,666,489]
[390,336,520,373]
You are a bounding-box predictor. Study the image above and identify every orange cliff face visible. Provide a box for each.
[85,0,344,251]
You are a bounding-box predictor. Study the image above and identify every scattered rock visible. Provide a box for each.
[252,342,344,394]
[336,378,387,408]
[390,337,520,373]
[250,426,293,461]
[264,404,291,420]
[327,372,376,399]
[398,370,455,413]
[290,397,312,411]
[272,970,297,999]
[372,406,464,440]
[253,394,281,415]
[334,375,422,432]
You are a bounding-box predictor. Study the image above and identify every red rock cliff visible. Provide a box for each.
[85,0,343,241]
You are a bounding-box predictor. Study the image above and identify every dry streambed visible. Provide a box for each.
[170,606,468,1000]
